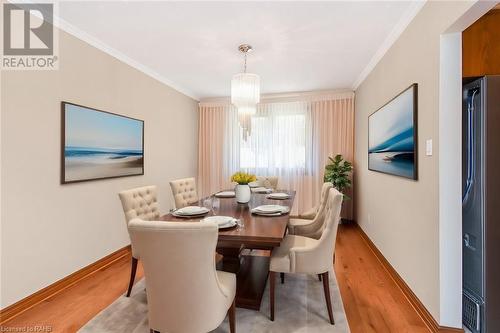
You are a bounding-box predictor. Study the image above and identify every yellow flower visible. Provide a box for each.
[231,172,256,185]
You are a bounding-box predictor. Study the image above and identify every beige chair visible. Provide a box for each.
[298,182,334,220]
[249,176,279,190]
[118,185,160,297]
[169,177,199,209]
[128,218,236,333]
[288,182,333,239]
[269,188,343,324]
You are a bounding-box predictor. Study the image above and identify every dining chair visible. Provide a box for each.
[287,182,333,239]
[118,185,160,297]
[296,182,333,220]
[269,188,343,324]
[169,177,199,209]
[249,176,279,190]
[128,218,236,333]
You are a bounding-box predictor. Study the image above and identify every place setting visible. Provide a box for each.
[266,192,291,200]
[251,204,290,216]
[214,190,236,198]
[171,205,210,218]
[252,187,273,194]
[200,215,241,229]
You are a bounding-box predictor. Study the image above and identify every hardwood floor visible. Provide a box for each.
[335,223,429,333]
[1,254,144,333]
[1,223,430,333]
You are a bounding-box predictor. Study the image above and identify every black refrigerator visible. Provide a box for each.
[462,75,500,333]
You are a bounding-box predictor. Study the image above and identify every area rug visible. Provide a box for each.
[79,270,350,333]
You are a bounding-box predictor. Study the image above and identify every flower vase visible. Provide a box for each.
[235,184,251,204]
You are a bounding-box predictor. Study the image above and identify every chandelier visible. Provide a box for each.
[231,44,260,139]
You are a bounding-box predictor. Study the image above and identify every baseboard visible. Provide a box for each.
[354,223,464,333]
[0,245,131,324]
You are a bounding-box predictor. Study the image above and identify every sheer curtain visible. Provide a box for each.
[198,91,354,218]
[237,102,313,214]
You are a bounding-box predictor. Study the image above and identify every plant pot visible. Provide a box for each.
[235,184,251,204]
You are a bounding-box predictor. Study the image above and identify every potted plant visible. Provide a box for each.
[324,154,353,199]
[231,171,256,204]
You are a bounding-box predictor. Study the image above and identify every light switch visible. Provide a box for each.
[426,139,433,156]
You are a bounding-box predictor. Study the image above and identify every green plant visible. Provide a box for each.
[324,154,353,198]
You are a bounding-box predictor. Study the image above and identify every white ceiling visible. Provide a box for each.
[56,1,423,100]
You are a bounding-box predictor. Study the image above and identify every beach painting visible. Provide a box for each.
[368,84,417,180]
[62,102,144,183]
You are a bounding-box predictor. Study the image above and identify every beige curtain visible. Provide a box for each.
[197,92,355,219]
[311,98,355,219]
[197,105,226,198]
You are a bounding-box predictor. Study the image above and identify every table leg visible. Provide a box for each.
[217,247,270,310]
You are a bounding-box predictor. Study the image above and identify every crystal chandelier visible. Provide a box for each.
[231,44,260,139]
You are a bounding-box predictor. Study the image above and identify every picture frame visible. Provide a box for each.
[368,84,418,180]
[61,102,144,184]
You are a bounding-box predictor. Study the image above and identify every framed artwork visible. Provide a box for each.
[368,84,418,180]
[61,102,144,184]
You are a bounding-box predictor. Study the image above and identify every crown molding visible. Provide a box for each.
[7,0,200,100]
[351,0,426,90]
[57,18,200,101]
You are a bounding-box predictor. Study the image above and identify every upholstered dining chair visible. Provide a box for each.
[128,219,236,333]
[169,177,199,209]
[297,182,334,220]
[118,185,160,297]
[287,182,333,239]
[269,188,343,325]
[249,176,279,190]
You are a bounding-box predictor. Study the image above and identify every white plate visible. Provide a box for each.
[253,205,287,214]
[252,187,272,193]
[215,191,235,198]
[218,220,237,229]
[251,206,290,216]
[267,193,290,199]
[175,206,209,216]
[201,216,237,229]
[248,181,260,188]
[201,215,233,226]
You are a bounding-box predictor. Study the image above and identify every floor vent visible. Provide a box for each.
[463,292,481,333]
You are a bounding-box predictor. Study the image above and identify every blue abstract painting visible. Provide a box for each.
[62,102,144,183]
[368,84,417,180]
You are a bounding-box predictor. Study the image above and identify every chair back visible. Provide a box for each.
[315,182,334,218]
[118,185,160,258]
[119,185,160,223]
[304,182,333,239]
[169,177,198,208]
[315,188,343,270]
[128,219,231,332]
[256,176,279,189]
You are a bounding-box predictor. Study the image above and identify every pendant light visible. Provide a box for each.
[231,44,260,139]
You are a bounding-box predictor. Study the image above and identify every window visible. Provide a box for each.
[239,104,309,172]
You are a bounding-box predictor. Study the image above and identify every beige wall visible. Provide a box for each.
[1,29,198,308]
[354,1,474,325]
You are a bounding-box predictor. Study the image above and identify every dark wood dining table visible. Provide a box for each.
[159,190,295,310]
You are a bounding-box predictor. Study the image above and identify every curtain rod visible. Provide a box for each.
[199,89,354,107]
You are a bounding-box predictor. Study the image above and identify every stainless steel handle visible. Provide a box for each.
[463,89,478,203]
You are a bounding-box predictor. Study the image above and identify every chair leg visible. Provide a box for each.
[321,272,335,325]
[318,274,322,281]
[270,271,276,321]
[228,299,236,333]
[126,257,138,297]
[280,272,285,284]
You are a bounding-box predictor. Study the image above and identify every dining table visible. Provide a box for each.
[159,189,296,310]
